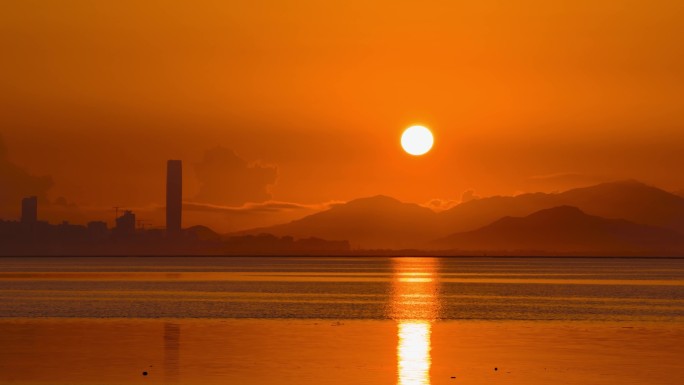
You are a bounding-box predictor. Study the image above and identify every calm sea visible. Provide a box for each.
[0,256,682,384]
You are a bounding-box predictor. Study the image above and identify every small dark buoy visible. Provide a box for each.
[494,367,498,371]
[142,371,148,376]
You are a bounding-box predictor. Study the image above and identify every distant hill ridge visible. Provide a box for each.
[238,180,684,250]
[436,180,684,235]
[433,205,684,254]
[242,194,439,249]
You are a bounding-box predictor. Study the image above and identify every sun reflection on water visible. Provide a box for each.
[398,321,432,385]
[391,258,440,385]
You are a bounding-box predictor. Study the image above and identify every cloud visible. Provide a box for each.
[183,200,339,215]
[0,135,90,224]
[422,198,459,212]
[422,190,480,212]
[194,147,278,206]
[524,172,607,192]
[0,135,53,211]
[181,199,342,233]
[460,189,479,203]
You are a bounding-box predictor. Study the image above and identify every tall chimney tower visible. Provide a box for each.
[166,160,182,236]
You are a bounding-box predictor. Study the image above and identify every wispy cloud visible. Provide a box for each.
[524,172,607,192]
[526,172,605,184]
[183,200,342,215]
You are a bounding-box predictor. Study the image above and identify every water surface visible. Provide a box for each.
[0,256,682,384]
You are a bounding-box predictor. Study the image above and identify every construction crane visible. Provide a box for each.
[136,219,151,230]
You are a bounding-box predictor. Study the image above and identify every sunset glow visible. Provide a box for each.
[2,2,683,385]
[1,2,684,232]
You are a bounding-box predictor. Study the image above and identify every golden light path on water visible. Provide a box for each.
[391,258,440,385]
[398,321,432,385]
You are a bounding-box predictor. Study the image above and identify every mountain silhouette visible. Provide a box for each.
[241,195,439,249]
[184,225,222,241]
[437,180,684,235]
[240,180,684,251]
[433,206,684,254]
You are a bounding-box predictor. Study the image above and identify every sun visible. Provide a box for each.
[401,126,434,156]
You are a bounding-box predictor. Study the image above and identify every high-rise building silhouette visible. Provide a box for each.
[21,196,38,224]
[115,210,136,237]
[166,160,182,236]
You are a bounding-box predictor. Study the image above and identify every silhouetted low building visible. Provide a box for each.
[21,196,38,224]
[87,221,109,241]
[56,221,88,242]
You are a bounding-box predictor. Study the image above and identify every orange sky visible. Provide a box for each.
[1,1,683,231]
